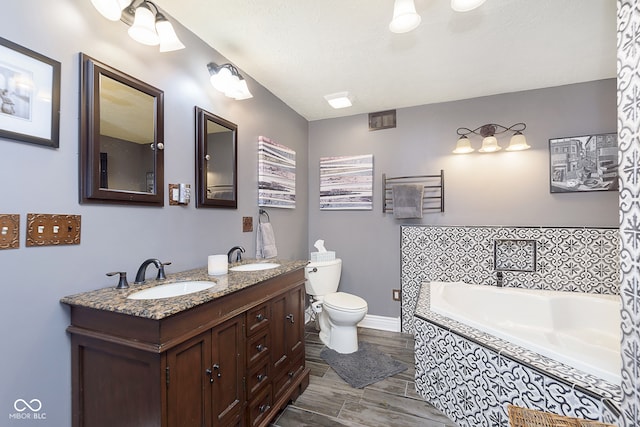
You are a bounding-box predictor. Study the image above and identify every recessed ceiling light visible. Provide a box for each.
[324,92,353,109]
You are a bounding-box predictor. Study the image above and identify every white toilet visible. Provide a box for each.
[305,258,368,354]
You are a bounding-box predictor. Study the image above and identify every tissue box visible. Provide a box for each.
[311,251,335,262]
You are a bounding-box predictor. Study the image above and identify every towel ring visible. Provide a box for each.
[259,209,270,223]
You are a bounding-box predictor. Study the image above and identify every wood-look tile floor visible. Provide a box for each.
[270,324,459,427]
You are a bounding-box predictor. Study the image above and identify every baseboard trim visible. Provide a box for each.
[358,314,401,332]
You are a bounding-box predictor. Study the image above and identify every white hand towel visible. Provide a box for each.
[256,221,278,259]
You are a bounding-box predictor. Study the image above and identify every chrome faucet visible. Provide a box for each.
[227,246,245,263]
[134,258,171,284]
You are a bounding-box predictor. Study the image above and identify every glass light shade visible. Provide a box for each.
[221,74,240,96]
[452,136,474,154]
[506,132,531,151]
[156,18,185,52]
[389,0,421,33]
[210,66,232,92]
[91,0,129,21]
[128,4,160,46]
[479,136,501,153]
[232,79,253,100]
[451,0,487,12]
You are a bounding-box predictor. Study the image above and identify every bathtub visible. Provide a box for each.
[429,281,621,384]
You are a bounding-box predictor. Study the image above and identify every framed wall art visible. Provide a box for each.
[258,135,296,209]
[0,37,60,148]
[549,133,618,193]
[320,154,373,210]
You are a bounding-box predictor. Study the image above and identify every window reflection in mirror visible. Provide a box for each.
[80,53,164,205]
[196,107,237,208]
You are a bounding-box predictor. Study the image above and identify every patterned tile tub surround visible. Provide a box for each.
[401,226,619,334]
[413,284,621,427]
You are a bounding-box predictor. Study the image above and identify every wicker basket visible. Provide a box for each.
[507,405,617,427]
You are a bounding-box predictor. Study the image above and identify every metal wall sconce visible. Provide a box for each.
[207,63,253,100]
[90,0,185,52]
[453,123,530,154]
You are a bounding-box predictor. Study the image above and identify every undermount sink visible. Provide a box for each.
[127,281,215,300]
[229,262,280,272]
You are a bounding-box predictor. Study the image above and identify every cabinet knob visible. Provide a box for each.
[213,363,221,378]
[256,313,265,322]
[256,344,265,352]
[285,314,294,324]
[259,404,271,413]
[257,373,265,382]
[205,368,214,383]
[288,371,294,378]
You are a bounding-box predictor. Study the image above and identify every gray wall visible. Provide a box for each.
[308,79,618,318]
[0,1,308,425]
[0,1,618,424]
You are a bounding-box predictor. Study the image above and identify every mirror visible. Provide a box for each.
[79,53,164,205]
[195,107,237,208]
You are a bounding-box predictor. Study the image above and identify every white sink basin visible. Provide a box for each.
[229,263,280,272]
[127,281,215,300]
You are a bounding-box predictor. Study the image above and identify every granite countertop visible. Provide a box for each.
[60,259,308,320]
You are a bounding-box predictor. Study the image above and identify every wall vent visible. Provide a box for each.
[368,110,396,131]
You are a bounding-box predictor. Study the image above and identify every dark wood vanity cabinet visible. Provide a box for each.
[165,315,244,427]
[67,268,309,427]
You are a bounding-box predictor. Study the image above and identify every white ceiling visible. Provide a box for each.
[153,0,617,121]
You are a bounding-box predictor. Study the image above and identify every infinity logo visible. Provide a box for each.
[14,399,42,412]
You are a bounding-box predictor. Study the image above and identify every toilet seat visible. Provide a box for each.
[323,292,367,312]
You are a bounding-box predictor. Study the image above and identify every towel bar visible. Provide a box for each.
[382,170,444,214]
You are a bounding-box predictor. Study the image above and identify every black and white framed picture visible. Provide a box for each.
[549,133,618,193]
[0,37,60,148]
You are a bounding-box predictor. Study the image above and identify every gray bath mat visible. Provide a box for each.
[320,342,407,388]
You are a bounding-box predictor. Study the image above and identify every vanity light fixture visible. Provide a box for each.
[451,0,487,12]
[324,92,353,109]
[453,122,530,154]
[207,63,253,100]
[90,0,185,52]
[389,0,422,33]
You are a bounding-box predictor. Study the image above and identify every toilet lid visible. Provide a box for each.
[323,292,367,311]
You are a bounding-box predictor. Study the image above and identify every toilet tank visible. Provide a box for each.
[304,258,342,296]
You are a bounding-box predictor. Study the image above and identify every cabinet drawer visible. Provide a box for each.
[246,303,270,336]
[246,330,270,366]
[246,358,270,399]
[247,384,272,427]
[273,353,305,401]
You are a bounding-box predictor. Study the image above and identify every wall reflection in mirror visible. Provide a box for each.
[196,107,237,208]
[80,53,164,205]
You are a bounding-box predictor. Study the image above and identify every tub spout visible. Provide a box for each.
[496,271,503,287]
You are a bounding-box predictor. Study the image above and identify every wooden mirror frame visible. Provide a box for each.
[195,107,238,208]
[79,53,164,206]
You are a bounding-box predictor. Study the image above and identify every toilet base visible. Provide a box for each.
[328,325,359,354]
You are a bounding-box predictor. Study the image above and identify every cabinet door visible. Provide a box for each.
[211,315,245,426]
[270,291,288,373]
[271,285,305,382]
[285,285,305,359]
[166,331,212,427]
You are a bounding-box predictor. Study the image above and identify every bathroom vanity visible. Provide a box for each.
[61,260,309,427]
